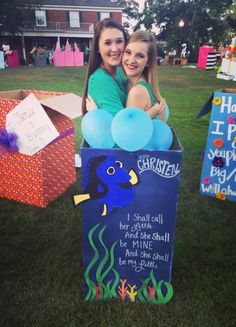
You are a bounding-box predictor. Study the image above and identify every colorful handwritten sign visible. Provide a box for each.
[200,90,236,201]
[6,93,59,156]
[79,134,182,304]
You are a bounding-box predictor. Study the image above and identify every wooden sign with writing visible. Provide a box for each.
[200,90,236,201]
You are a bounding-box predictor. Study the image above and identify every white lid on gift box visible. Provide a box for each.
[40,93,82,119]
[0,89,83,119]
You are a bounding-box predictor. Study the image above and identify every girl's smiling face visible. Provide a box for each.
[122,41,149,81]
[98,27,126,73]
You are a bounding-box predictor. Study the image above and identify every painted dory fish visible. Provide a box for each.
[73,155,139,216]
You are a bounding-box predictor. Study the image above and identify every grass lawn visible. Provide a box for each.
[0,65,235,327]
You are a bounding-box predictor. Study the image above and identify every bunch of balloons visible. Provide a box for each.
[81,107,173,151]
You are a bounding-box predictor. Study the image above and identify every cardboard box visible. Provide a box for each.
[0,89,81,207]
[181,58,188,65]
[79,131,182,303]
[198,89,236,202]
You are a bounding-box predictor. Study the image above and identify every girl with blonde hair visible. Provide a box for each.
[122,30,166,120]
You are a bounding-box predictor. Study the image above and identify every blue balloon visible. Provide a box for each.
[81,109,115,148]
[144,119,173,150]
[111,107,153,151]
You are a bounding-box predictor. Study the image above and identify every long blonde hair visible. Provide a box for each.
[126,30,160,101]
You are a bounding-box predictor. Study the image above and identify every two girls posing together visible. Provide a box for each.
[82,18,166,120]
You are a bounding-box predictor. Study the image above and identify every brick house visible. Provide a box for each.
[1,0,123,64]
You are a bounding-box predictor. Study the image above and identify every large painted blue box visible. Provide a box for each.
[198,89,236,202]
[79,130,182,303]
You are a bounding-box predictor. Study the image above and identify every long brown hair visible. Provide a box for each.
[82,18,126,115]
[126,30,160,101]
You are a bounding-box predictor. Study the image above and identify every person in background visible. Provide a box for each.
[2,42,10,53]
[48,49,53,66]
[225,44,231,59]
[2,42,10,67]
[84,45,90,65]
[29,45,37,66]
[45,47,50,65]
[37,45,45,56]
[218,43,226,59]
[180,43,187,58]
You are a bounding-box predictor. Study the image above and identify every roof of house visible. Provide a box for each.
[41,0,122,8]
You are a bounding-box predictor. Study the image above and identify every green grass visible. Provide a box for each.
[0,65,235,327]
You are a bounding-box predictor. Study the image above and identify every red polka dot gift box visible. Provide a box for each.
[0,89,78,207]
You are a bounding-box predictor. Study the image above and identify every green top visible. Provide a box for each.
[136,80,156,106]
[88,67,127,117]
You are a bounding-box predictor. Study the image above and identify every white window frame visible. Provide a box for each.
[35,10,47,27]
[100,12,110,20]
[69,11,80,28]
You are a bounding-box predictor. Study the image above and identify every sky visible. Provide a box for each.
[137,0,145,9]
[123,0,145,32]
[123,0,159,34]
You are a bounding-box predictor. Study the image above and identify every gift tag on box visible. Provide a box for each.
[6,93,59,156]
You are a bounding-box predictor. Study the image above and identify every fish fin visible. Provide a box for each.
[73,193,90,206]
[101,203,108,217]
[129,169,139,185]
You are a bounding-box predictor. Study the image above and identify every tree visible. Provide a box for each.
[124,0,236,59]
[117,0,139,18]
[0,0,42,35]
[117,0,140,30]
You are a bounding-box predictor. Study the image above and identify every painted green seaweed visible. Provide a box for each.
[84,223,100,301]
[137,275,150,303]
[137,270,173,304]
[84,223,120,301]
[84,225,173,304]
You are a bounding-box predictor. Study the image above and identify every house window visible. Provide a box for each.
[35,10,47,27]
[69,11,80,28]
[100,12,110,20]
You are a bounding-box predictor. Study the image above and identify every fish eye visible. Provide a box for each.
[107,166,115,175]
[115,160,123,168]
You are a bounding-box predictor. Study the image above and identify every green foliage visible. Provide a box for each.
[0,0,42,35]
[117,0,140,20]
[116,0,140,32]
[225,1,236,31]
[125,0,236,59]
